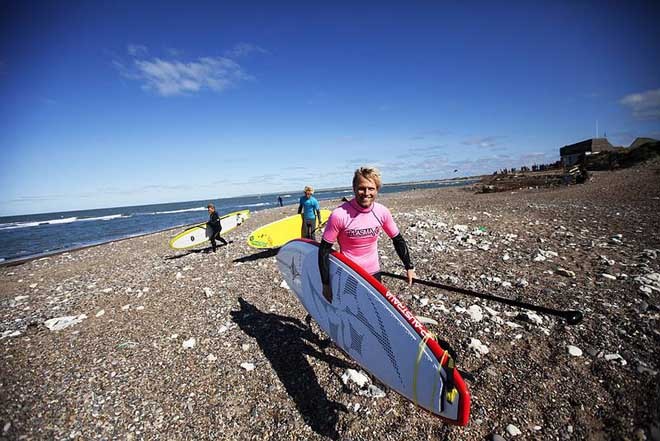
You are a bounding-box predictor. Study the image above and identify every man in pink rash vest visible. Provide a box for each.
[318,166,416,303]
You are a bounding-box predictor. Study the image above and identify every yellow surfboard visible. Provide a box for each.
[247,209,332,249]
[169,210,250,250]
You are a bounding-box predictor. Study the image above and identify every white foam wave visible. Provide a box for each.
[153,207,207,215]
[239,202,270,208]
[0,217,79,230]
[44,217,78,225]
[0,214,128,231]
[79,214,127,222]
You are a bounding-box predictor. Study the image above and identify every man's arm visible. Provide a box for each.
[318,239,334,302]
[392,233,416,285]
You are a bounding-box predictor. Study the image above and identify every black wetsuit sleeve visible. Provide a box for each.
[392,233,414,270]
[318,239,333,285]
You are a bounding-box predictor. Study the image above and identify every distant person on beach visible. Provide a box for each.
[318,166,416,303]
[298,186,321,241]
[207,203,228,252]
[278,195,283,207]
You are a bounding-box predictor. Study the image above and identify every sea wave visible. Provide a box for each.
[0,214,128,230]
[238,202,271,208]
[79,214,128,222]
[152,207,207,215]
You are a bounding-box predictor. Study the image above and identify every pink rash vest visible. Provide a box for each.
[322,198,400,274]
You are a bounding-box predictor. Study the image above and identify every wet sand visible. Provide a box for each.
[1,162,659,440]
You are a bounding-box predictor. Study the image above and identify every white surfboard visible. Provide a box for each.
[277,239,470,425]
[169,209,250,250]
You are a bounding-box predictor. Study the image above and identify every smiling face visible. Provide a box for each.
[353,175,379,208]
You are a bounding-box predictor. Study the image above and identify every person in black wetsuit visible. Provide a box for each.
[207,203,228,252]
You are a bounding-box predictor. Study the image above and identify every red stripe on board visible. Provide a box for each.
[294,238,470,426]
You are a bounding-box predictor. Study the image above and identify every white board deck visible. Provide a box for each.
[276,239,470,425]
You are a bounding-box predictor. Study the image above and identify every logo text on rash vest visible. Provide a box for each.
[384,290,429,339]
[346,226,380,238]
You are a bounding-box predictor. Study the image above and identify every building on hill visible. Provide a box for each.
[629,137,659,149]
[559,138,615,167]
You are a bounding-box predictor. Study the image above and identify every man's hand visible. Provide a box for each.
[406,268,416,286]
[322,284,333,303]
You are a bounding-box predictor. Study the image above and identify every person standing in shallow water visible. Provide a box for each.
[318,166,416,303]
[298,186,321,241]
[207,203,228,252]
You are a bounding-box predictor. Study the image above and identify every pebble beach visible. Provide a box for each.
[1,163,659,440]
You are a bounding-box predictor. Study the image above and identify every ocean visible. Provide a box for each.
[0,180,474,263]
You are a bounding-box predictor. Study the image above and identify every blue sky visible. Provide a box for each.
[1,1,659,216]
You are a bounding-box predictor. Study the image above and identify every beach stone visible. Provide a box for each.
[1,330,21,339]
[44,314,87,331]
[240,362,255,371]
[490,435,506,441]
[556,267,576,278]
[182,338,196,349]
[416,316,438,325]
[341,369,370,388]
[468,338,489,355]
[600,273,617,280]
[359,385,386,398]
[506,424,522,436]
[639,285,653,295]
[467,305,484,322]
[567,345,583,356]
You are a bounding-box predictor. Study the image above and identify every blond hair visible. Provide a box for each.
[304,186,314,193]
[352,166,382,190]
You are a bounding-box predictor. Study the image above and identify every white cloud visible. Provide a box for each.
[132,57,250,96]
[116,45,260,96]
[620,88,660,120]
